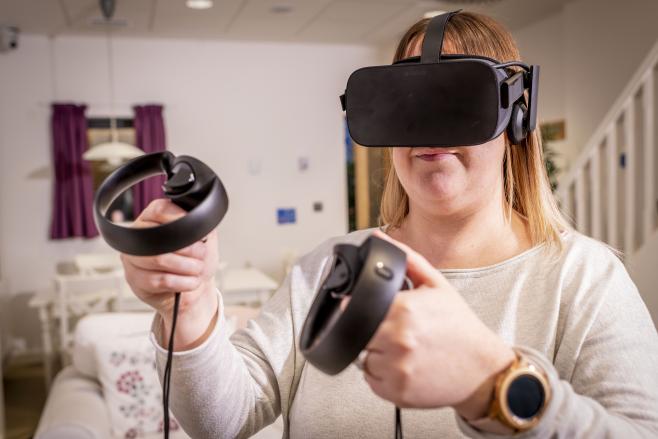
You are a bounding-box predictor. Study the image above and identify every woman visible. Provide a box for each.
[121,11,658,438]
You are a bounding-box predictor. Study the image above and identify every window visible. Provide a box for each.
[87,117,136,222]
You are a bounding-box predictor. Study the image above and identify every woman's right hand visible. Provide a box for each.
[120,198,220,350]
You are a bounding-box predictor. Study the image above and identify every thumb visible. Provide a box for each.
[135,198,187,227]
[372,229,447,289]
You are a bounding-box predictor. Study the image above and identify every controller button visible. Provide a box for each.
[374,261,393,280]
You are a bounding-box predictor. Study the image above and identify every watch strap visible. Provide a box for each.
[467,349,550,434]
[468,416,516,435]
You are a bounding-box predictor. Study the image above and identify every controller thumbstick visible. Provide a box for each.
[163,163,196,196]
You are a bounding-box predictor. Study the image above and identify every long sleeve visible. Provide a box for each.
[150,278,290,439]
[150,239,336,439]
[458,247,658,438]
[148,229,658,438]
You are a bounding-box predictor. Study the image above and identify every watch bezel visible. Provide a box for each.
[498,361,551,431]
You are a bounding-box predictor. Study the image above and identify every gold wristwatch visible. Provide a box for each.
[469,350,551,434]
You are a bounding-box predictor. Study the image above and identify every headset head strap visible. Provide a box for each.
[421,10,461,64]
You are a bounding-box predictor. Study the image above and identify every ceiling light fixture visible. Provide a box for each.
[83,0,143,167]
[186,0,214,10]
[84,140,143,166]
[424,10,447,19]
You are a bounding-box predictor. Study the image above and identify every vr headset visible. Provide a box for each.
[340,10,539,147]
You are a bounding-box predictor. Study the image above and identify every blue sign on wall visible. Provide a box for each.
[277,208,297,225]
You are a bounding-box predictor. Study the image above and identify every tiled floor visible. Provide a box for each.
[3,357,47,439]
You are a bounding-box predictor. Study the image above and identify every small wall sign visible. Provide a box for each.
[277,208,297,225]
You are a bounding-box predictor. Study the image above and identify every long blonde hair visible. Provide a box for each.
[379,11,570,247]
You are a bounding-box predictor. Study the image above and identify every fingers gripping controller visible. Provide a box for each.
[300,236,408,375]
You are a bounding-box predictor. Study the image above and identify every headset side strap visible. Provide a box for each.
[527,66,540,132]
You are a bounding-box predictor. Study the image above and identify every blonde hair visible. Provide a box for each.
[379,12,570,247]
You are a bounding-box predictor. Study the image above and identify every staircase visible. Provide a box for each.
[557,40,658,325]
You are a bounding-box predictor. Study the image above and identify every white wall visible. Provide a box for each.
[0,34,377,349]
[514,11,568,169]
[512,0,658,168]
[563,0,658,164]
[515,11,565,124]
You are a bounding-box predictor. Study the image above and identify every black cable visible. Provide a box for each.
[163,292,181,439]
[395,406,403,439]
[164,292,401,439]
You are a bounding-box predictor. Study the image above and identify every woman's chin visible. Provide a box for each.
[413,188,462,211]
[420,173,463,198]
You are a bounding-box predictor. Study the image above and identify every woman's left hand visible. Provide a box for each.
[363,230,516,420]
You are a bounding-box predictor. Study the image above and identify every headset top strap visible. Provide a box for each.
[420,10,461,64]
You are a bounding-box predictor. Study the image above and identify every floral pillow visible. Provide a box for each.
[94,333,180,438]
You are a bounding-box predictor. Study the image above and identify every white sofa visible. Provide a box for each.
[35,310,283,439]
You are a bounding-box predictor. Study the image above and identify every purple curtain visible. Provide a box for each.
[133,104,167,218]
[50,103,98,239]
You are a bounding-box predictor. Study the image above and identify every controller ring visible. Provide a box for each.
[94,151,229,256]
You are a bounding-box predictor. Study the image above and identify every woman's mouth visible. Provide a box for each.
[414,150,458,161]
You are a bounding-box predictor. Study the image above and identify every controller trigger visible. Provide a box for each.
[323,256,352,294]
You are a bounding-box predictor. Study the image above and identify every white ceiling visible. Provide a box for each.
[0,0,572,46]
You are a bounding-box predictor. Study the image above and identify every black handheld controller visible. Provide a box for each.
[300,236,408,375]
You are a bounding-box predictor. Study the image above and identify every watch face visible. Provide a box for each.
[507,374,545,419]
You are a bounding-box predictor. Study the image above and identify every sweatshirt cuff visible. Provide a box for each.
[456,345,564,438]
[149,288,227,360]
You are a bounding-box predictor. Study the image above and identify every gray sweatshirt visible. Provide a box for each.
[151,228,658,438]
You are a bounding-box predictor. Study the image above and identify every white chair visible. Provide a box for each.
[57,252,127,357]
[74,253,122,275]
[30,268,126,388]
[54,271,124,357]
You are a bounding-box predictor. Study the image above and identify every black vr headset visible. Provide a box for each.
[340,10,539,147]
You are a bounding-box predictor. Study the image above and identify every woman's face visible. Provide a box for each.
[392,38,507,217]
